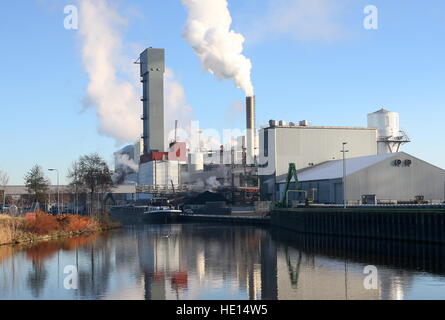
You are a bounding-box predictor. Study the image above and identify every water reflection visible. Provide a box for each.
[272,229,445,300]
[0,224,445,300]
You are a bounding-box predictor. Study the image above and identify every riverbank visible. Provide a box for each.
[0,212,121,246]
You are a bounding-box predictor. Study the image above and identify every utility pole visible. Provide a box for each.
[49,169,60,214]
[341,143,349,209]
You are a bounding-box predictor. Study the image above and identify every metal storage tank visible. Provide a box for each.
[188,152,204,172]
[367,109,400,138]
[367,108,410,154]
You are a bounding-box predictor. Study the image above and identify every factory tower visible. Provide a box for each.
[140,48,165,154]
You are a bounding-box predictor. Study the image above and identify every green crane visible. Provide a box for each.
[280,163,307,208]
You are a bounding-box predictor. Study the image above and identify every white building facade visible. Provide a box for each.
[258,124,378,201]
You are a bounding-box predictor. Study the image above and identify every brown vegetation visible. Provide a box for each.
[0,215,21,245]
[0,211,118,246]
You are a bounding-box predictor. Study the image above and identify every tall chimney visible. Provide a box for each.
[246,96,256,164]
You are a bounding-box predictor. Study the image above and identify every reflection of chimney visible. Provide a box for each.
[246,96,255,163]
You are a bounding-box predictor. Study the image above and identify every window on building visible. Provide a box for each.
[264,130,268,157]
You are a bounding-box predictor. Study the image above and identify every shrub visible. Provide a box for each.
[23,212,100,236]
[24,211,59,235]
[65,215,99,233]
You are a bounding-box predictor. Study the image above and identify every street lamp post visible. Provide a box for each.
[341,143,349,209]
[48,169,60,214]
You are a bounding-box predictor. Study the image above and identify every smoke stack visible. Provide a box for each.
[246,96,255,164]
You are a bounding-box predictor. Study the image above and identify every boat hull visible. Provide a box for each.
[143,210,182,223]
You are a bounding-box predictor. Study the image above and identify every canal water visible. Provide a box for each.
[1,223,445,300]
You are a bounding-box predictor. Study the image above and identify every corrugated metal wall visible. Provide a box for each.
[346,153,445,203]
[259,127,378,179]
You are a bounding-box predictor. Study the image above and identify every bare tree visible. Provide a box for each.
[67,161,85,215]
[70,154,114,218]
[0,170,9,211]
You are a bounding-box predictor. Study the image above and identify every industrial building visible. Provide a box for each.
[110,47,444,208]
[134,47,259,196]
[256,107,431,203]
[140,48,165,154]
[137,48,185,189]
[277,152,445,205]
[258,122,378,200]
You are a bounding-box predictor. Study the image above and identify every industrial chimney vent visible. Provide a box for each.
[269,120,278,127]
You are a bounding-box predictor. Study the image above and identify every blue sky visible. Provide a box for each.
[1,0,444,184]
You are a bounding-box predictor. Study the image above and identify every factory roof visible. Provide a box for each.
[264,125,376,130]
[369,108,391,114]
[288,153,401,182]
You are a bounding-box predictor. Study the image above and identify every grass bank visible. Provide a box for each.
[0,211,121,246]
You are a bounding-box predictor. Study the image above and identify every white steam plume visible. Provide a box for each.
[115,153,139,172]
[181,0,254,96]
[206,176,221,189]
[77,0,194,146]
[165,68,194,147]
[78,0,141,143]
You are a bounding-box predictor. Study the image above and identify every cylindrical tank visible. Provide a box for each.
[367,108,400,137]
[188,152,204,172]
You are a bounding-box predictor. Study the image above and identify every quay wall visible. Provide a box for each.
[110,207,270,226]
[178,214,270,226]
[271,207,445,243]
[110,207,146,224]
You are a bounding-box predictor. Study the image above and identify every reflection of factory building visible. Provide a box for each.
[133,225,275,300]
[137,226,184,300]
[276,247,380,300]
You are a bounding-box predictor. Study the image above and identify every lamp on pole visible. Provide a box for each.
[341,143,349,209]
[48,169,59,214]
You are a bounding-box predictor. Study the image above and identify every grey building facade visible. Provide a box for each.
[278,152,445,204]
[258,125,378,201]
[140,48,165,154]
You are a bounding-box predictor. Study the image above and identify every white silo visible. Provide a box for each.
[367,108,410,154]
[188,152,204,173]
